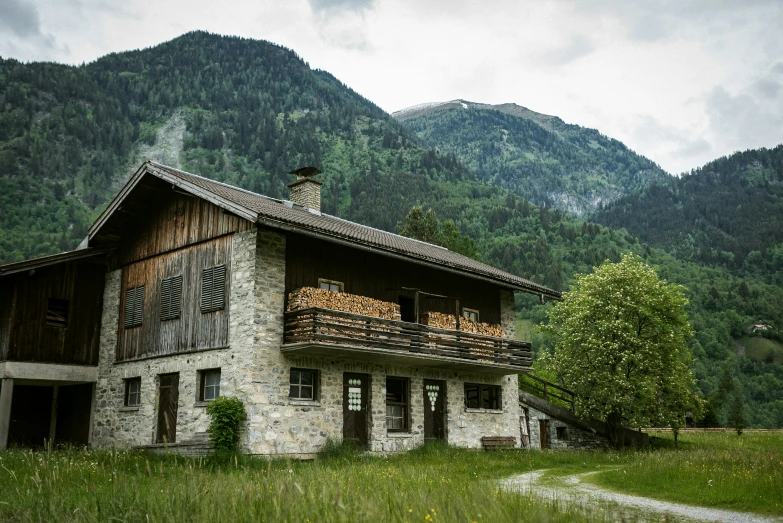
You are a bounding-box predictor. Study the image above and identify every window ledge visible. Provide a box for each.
[464,408,504,414]
[193,401,212,408]
[118,406,140,412]
[386,432,413,438]
[288,399,321,407]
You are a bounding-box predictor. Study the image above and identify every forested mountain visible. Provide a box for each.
[0,32,780,427]
[594,146,783,284]
[394,100,670,216]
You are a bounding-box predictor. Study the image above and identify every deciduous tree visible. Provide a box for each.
[542,253,702,447]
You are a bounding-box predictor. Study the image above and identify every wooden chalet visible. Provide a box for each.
[0,161,559,454]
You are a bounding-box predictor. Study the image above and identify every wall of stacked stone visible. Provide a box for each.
[499,289,516,341]
[523,404,608,451]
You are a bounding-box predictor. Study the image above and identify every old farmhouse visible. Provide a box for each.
[0,161,561,456]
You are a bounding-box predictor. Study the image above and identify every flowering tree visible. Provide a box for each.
[542,253,702,447]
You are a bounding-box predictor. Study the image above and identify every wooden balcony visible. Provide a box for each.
[282,308,532,375]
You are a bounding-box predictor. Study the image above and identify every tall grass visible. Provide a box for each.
[588,431,783,515]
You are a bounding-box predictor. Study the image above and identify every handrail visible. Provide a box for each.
[520,373,575,411]
[283,307,531,369]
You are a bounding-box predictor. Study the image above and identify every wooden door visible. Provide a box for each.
[343,373,369,448]
[423,380,445,442]
[539,419,549,450]
[157,373,179,444]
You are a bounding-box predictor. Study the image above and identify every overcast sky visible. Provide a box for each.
[1,0,781,174]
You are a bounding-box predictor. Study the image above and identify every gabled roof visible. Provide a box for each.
[90,161,560,299]
[0,247,110,276]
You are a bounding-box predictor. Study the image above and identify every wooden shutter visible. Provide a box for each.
[200,265,226,313]
[160,275,182,321]
[124,286,145,328]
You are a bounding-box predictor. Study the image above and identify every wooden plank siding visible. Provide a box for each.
[116,235,233,361]
[0,260,105,365]
[110,181,252,270]
[285,234,503,324]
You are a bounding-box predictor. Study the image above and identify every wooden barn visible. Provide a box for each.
[0,161,559,455]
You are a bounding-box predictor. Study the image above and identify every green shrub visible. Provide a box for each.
[205,396,247,453]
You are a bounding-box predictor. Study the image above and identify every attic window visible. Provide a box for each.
[124,286,145,329]
[160,275,182,321]
[201,265,226,313]
[318,278,343,292]
[45,298,69,328]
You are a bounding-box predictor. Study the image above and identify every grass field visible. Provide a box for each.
[0,432,780,521]
[588,430,783,515]
[737,335,783,363]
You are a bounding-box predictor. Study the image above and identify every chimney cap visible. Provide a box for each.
[288,166,321,178]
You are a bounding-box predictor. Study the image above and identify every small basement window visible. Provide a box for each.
[125,378,141,407]
[462,308,480,322]
[201,265,226,313]
[318,278,343,292]
[556,426,568,440]
[464,383,501,410]
[289,368,318,400]
[199,369,221,401]
[124,286,145,328]
[46,298,70,328]
[386,377,409,431]
[160,275,183,321]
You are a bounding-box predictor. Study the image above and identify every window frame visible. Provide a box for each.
[45,297,70,328]
[124,377,142,407]
[289,368,319,401]
[160,274,183,321]
[462,307,480,322]
[385,377,410,432]
[124,285,145,329]
[200,265,227,314]
[318,278,344,293]
[464,383,502,410]
[199,368,221,402]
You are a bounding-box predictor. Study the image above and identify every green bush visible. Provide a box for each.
[205,396,247,452]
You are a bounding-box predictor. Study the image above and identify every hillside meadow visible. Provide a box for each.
[0,431,780,522]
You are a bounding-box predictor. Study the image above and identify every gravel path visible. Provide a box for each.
[502,470,782,523]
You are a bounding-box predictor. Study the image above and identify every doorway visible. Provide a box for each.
[423,379,445,442]
[343,373,369,447]
[539,419,549,449]
[157,373,179,444]
[399,296,415,323]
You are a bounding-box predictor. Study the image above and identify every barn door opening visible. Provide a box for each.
[539,419,549,450]
[157,373,179,444]
[423,379,445,442]
[343,373,369,448]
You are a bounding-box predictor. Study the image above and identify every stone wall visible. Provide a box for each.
[499,289,516,341]
[523,404,608,451]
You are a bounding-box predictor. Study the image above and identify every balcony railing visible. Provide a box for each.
[282,308,532,374]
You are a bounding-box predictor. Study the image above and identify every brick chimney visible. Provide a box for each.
[287,166,323,211]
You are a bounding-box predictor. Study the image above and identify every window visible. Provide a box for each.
[385,377,409,431]
[556,426,568,440]
[464,383,501,410]
[318,278,343,292]
[125,378,141,407]
[46,298,69,328]
[289,368,318,400]
[462,308,480,322]
[124,286,145,328]
[199,369,221,401]
[160,275,182,321]
[201,265,226,313]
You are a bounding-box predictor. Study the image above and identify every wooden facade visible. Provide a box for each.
[285,234,502,325]
[0,259,105,365]
[116,235,233,361]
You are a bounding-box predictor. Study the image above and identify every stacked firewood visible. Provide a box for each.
[287,287,401,320]
[421,312,506,338]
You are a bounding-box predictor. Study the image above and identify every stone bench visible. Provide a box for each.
[481,436,516,450]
